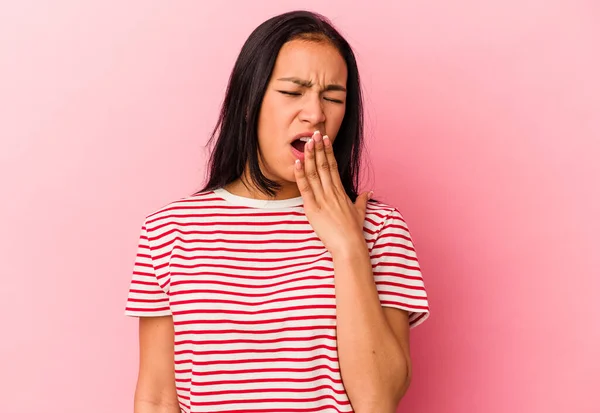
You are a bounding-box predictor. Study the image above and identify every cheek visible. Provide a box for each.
[327,106,346,136]
[257,109,289,161]
[257,99,278,145]
[259,95,290,130]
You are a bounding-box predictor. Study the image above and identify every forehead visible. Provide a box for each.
[271,39,348,84]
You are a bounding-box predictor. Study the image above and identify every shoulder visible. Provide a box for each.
[363,199,415,244]
[365,199,407,227]
[142,189,223,230]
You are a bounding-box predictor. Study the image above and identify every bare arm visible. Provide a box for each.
[334,241,412,413]
[289,129,420,412]
[134,316,181,413]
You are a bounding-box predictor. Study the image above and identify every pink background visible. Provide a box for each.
[1,1,599,412]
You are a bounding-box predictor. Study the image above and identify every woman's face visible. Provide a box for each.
[256,39,348,192]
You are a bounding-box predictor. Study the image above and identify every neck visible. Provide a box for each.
[224,171,301,201]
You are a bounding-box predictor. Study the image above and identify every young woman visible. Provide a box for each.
[125,10,430,413]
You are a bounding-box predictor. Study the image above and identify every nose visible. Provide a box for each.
[299,94,326,129]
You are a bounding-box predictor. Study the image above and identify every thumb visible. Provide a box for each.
[354,190,372,216]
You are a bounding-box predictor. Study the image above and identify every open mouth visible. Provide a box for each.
[291,137,310,152]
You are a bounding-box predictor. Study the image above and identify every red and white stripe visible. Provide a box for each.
[125,190,429,413]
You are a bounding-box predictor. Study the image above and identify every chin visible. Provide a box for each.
[276,164,298,184]
[282,170,297,184]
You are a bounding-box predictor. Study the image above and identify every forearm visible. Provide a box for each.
[134,379,180,413]
[333,239,410,413]
[134,399,181,413]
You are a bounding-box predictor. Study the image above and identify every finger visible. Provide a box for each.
[312,131,334,193]
[303,132,325,202]
[355,191,372,219]
[294,159,317,209]
[322,134,344,191]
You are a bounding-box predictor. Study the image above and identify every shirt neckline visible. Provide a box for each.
[213,188,304,209]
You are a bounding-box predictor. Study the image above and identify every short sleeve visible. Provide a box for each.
[124,222,172,317]
[370,208,430,328]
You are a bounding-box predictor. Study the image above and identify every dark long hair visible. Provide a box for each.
[196,10,365,202]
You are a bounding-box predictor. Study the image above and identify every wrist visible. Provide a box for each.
[331,236,369,261]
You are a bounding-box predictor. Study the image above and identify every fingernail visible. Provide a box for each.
[368,191,374,199]
[313,130,320,136]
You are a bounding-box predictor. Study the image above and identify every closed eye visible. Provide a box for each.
[278,91,344,104]
[278,91,301,96]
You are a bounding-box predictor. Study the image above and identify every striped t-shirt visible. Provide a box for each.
[125,188,430,413]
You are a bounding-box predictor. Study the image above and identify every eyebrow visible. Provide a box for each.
[276,77,347,92]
